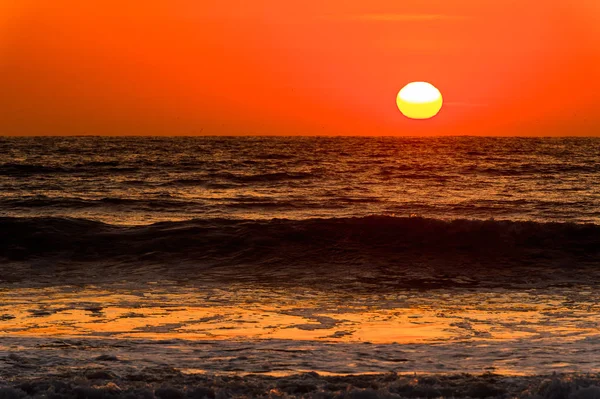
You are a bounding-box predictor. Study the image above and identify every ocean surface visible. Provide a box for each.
[1,136,600,385]
[1,136,599,224]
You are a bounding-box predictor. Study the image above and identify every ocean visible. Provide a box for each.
[1,136,599,224]
[1,136,599,396]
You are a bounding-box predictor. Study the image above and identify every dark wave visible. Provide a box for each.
[0,163,139,176]
[212,171,315,183]
[463,164,600,176]
[0,163,70,176]
[253,153,296,160]
[1,216,598,263]
[161,179,236,189]
[74,161,121,167]
[0,197,202,209]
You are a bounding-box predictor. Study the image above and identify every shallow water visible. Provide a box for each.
[2,283,599,377]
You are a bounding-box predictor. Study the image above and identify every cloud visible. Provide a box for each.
[320,14,468,22]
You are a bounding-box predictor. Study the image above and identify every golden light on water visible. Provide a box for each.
[396,82,443,119]
[1,285,594,344]
[2,285,599,376]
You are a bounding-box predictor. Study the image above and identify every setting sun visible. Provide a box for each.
[396,82,443,120]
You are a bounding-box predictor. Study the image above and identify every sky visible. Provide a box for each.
[1,0,599,136]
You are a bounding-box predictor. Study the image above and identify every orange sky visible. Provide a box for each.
[1,0,599,136]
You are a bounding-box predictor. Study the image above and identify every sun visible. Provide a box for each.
[396,82,443,120]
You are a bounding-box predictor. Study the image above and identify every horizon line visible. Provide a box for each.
[1,135,598,139]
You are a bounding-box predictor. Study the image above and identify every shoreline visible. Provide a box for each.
[2,370,600,398]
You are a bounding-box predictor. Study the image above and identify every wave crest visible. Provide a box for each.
[1,216,597,263]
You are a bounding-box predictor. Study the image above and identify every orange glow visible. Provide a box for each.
[1,285,597,344]
[0,1,599,136]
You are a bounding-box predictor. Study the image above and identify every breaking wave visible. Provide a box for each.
[1,216,597,267]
